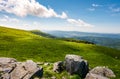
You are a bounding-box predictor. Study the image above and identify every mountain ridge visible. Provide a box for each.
[45,30,120,50]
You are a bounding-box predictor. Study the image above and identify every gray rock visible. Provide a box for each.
[0,57,17,64]
[65,54,89,78]
[0,57,17,79]
[89,66,116,78]
[0,57,17,72]
[10,60,43,79]
[10,63,28,79]
[53,61,64,73]
[85,73,108,79]
[0,58,43,79]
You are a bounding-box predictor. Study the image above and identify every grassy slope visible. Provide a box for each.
[30,30,56,38]
[0,26,120,78]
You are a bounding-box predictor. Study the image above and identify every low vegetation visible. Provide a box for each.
[0,26,120,79]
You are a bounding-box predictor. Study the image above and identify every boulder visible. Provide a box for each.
[89,66,116,78]
[10,60,43,79]
[0,57,17,77]
[65,54,89,78]
[53,61,64,73]
[0,58,43,79]
[85,73,108,79]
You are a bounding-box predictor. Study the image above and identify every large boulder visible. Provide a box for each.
[85,66,116,79]
[65,54,89,78]
[0,58,43,79]
[53,61,64,73]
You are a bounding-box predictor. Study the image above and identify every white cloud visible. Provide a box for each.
[0,0,67,19]
[58,12,68,19]
[92,4,101,7]
[0,0,94,28]
[88,3,102,11]
[0,15,19,22]
[67,18,93,27]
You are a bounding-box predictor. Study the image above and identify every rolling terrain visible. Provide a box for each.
[0,26,120,79]
[45,31,120,50]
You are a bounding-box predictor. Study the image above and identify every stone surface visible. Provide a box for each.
[85,73,108,79]
[53,61,64,73]
[65,54,89,78]
[89,66,116,78]
[85,66,116,79]
[10,63,28,79]
[0,57,17,79]
[0,58,43,79]
[0,57,17,64]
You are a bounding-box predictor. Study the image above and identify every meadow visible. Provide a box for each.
[0,26,120,79]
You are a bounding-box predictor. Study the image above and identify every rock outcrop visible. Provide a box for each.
[0,57,43,79]
[0,55,116,79]
[85,66,116,79]
[64,54,89,78]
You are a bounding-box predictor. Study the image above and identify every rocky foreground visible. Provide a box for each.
[0,58,43,79]
[0,54,116,79]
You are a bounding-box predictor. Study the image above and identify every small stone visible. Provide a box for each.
[44,62,50,66]
[51,76,56,79]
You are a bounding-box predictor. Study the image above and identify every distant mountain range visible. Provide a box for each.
[45,31,120,50]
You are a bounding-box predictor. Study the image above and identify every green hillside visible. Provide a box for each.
[30,30,56,38]
[0,26,120,79]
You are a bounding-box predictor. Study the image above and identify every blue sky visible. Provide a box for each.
[0,0,120,33]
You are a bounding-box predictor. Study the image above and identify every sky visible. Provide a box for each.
[0,0,120,33]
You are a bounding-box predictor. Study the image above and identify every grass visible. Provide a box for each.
[0,26,120,79]
[41,63,81,79]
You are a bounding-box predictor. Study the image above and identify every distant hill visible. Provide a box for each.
[30,30,56,38]
[30,30,94,44]
[45,31,120,50]
[0,26,120,78]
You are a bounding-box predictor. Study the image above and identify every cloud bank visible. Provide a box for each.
[67,19,93,27]
[0,0,93,27]
[0,0,67,19]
